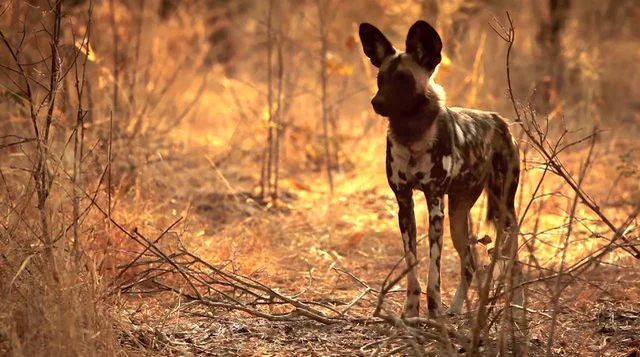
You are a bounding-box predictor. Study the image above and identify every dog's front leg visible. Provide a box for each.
[394,189,421,318]
[426,194,445,316]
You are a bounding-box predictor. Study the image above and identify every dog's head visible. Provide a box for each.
[359,21,442,118]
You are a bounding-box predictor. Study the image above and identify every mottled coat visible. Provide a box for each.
[359,20,521,317]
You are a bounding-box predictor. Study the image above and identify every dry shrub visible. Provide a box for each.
[1,0,639,355]
[0,256,117,357]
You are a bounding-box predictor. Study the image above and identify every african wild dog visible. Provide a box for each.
[359,20,522,317]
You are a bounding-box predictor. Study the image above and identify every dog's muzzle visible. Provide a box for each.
[371,95,389,117]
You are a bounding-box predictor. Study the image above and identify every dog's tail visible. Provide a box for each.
[486,117,520,227]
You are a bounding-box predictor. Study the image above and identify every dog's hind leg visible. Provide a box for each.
[502,195,524,311]
[486,137,524,311]
[447,185,483,315]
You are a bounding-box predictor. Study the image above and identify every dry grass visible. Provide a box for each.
[1,0,640,356]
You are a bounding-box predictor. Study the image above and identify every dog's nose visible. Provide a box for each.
[371,96,385,114]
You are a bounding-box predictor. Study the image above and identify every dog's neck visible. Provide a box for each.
[388,89,443,147]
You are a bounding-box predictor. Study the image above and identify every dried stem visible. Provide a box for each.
[109,0,119,112]
[496,12,640,258]
[72,1,92,263]
[489,10,640,354]
[317,0,334,194]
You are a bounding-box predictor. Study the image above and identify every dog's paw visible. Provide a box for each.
[446,307,461,316]
[401,302,420,320]
[427,307,444,318]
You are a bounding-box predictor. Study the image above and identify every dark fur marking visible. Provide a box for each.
[435,116,454,154]
[360,21,521,318]
[412,289,421,296]
[427,295,438,310]
[386,139,394,189]
[465,265,474,283]
[430,219,443,236]
[512,167,520,179]
[359,23,396,68]
[383,58,442,145]
[399,216,409,234]
[429,155,447,181]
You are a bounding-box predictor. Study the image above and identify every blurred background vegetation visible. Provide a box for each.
[1,0,639,355]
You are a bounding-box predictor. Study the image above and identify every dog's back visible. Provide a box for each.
[445,107,520,220]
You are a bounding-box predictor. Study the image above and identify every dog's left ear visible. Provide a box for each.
[405,20,442,70]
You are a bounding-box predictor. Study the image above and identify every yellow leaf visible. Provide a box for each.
[338,64,354,76]
[74,39,96,62]
[439,52,452,73]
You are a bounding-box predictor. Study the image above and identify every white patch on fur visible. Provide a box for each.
[428,242,442,292]
[429,243,440,262]
[412,155,433,183]
[429,208,443,220]
[450,150,462,177]
[429,199,443,219]
[454,123,464,143]
[427,80,447,108]
[467,123,476,136]
[388,136,410,186]
[389,161,403,185]
[442,155,452,174]
[389,124,439,184]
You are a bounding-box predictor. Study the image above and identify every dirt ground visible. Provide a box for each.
[110,135,640,356]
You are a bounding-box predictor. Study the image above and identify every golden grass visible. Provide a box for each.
[1,0,639,355]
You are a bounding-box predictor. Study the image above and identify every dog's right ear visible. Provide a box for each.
[359,23,396,68]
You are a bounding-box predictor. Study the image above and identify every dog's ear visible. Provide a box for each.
[477,235,492,245]
[359,23,396,68]
[405,20,442,70]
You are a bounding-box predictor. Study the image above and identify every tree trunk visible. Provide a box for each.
[535,0,572,113]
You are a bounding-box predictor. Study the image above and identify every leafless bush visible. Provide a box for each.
[2,1,638,355]
[357,12,640,356]
[0,2,121,355]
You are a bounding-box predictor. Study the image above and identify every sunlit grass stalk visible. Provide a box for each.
[39,0,63,283]
[128,0,146,112]
[109,0,119,112]
[545,127,597,356]
[273,30,285,201]
[260,0,275,200]
[72,2,92,263]
[316,0,333,194]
